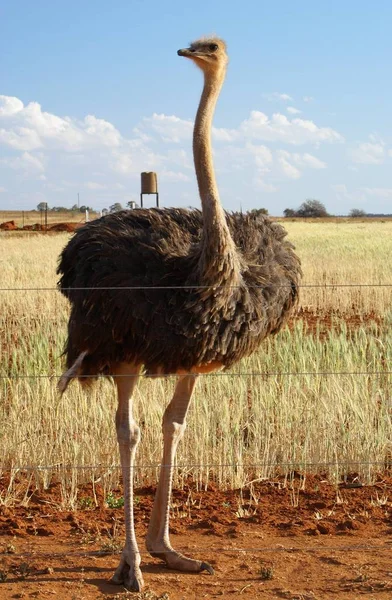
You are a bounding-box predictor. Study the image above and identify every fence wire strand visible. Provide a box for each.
[0,283,392,291]
[1,370,391,380]
[8,544,392,560]
[1,460,391,471]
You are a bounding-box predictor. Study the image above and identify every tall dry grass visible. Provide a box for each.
[0,221,391,506]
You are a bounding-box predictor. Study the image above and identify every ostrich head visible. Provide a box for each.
[177,36,228,74]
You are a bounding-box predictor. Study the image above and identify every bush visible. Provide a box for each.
[296,199,329,218]
[349,208,367,218]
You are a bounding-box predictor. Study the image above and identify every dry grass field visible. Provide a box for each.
[1,219,392,599]
[1,220,391,504]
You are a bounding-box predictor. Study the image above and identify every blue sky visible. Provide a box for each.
[1,0,391,215]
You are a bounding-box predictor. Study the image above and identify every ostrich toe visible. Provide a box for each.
[111,554,144,591]
[147,542,214,574]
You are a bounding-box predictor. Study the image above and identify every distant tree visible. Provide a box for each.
[296,199,329,218]
[79,205,94,213]
[37,202,48,211]
[71,204,78,211]
[102,208,109,216]
[283,208,297,218]
[109,202,123,213]
[349,208,367,218]
[250,207,269,217]
[126,200,139,209]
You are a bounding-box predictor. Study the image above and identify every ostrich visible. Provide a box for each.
[57,36,301,592]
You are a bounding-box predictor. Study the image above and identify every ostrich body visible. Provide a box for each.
[58,37,301,592]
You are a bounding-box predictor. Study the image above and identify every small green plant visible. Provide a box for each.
[79,496,94,509]
[259,563,274,580]
[99,538,122,554]
[0,570,8,583]
[18,561,31,579]
[106,492,125,509]
[4,543,16,554]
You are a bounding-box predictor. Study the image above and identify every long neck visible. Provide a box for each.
[193,67,240,284]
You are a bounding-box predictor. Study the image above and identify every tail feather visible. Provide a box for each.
[58,351,88,395]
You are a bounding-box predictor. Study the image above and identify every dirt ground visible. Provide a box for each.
[2,475,392,599]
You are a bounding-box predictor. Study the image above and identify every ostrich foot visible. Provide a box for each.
[146,539,214,574]
[111,550,144,591]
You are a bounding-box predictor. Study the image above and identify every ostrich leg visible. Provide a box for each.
[146,373,213,574]
[111,363,144,591]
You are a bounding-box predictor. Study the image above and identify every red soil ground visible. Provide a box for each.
[0,220,18,231]
[0,220,80,232]
[1,475,392,599]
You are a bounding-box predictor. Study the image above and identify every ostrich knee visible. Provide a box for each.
[116,420,141,449]
[162,407,187,447]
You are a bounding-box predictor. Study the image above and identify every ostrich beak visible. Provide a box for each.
[177,48,192,57]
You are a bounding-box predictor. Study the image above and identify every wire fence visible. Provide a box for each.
[1,460,391,472]
[1,280,392,563]
[1,370,391,380]
[1,283,392,291]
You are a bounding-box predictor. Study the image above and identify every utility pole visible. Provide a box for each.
[77,193,80,209]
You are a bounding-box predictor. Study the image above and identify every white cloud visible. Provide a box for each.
[303,96,314,103]
[110,145,162,175]
[0,98,124,152]
[331,184,392,208]
[83,115,122,147]
[134,107,343,152]
[272,150,326,180]
[254,178,278,192]
[248,144,273,172]
[141,113,193,143]
[240,111,343,145]
[1,151,45,172]
[292,152,327,169]
[277,151,301,179]
[362,187,392,199]
[160,169,190,182]
[0,94,346,212]
[212,126,239,142]
[0,126,42,151]
[350,141,385,164]
[166,148,192,169]
[265,92,293,102]
[287,106,301,115]
[0,95,24,117]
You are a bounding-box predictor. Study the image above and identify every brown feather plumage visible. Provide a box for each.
[57,207,301,382]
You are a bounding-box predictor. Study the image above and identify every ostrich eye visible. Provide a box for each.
[209,43,218,51]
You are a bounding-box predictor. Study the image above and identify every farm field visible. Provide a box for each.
[0,210,99,231]
[1,219,392,599]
